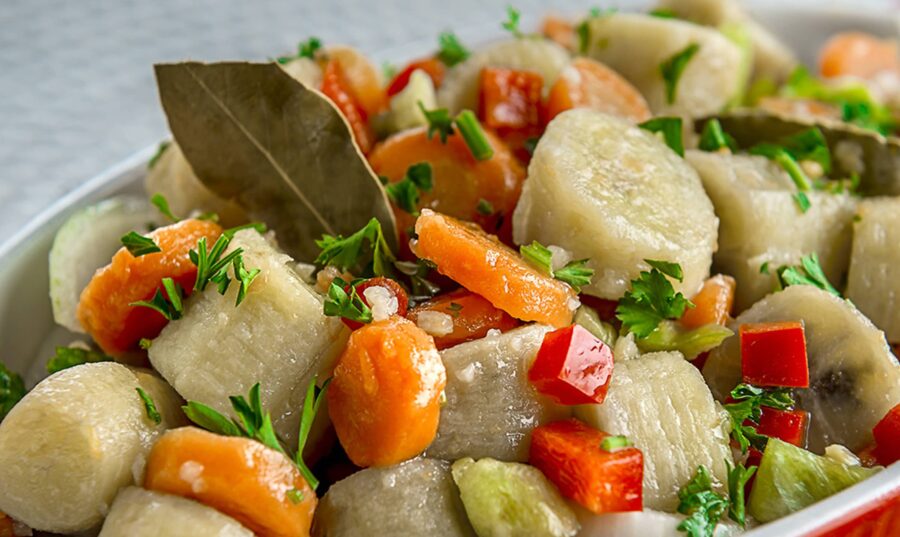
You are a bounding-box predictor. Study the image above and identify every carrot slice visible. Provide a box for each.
[321,59,375,154]
[819,32,899,80]
[407,289,520,349]
[326,46,387,117]
[327,316,446,467]
[386,57,446,97]
[479,67,544,162]
[412,210,577,328]
[680,274,736,329]
[541,15,576,51]
[144,427,316,537]
[368,126,525,247]
[0,512,15,537]
[545,58,652,124]
[76,219,222,356]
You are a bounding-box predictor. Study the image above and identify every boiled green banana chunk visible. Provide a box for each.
[703,285,900,453]
[514,110,718,300]
[0,363,183,533]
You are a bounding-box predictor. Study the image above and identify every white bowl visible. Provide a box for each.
[1,5,897,536]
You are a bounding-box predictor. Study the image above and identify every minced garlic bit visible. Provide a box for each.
[363,285,399,322]
[548,245,573,272]
[412,347,447,407]
[824,444,863,467]
[178,460,207,494]
[416,311,454,337]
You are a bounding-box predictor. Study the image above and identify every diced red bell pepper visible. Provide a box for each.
[529,418,643,514]
[756,407,810,447]
[321,59,375,154]
[872,402,900,466]
[478,67,544,133]
[740,322,809,388]
[528,325,614,405]
[386,57,446,97]
[342,277,409,330]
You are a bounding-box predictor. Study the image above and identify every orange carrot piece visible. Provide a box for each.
[407,289,521,349]
[680,274,736,329]
[368,126,525,247]
[529,418,643,514]
[541,15,576,51]
[479,67,544,132]
[819,32,899,80]
[144,427,316,537]
[0,512,15,537]
[545,58,652,124]
[326,46,388,117]
[321,59,375,154]
[77,219,222,356]
[386,57,446,96]
[327,316,446,467]
[412,210,577,328]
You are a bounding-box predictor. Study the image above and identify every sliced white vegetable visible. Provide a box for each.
[438,38,570,114]
[0,363,183,533]
[49,196,160,333]
[703,285,900,453]
[428,324,571,462]
[387,69,437,132]
[144,141,246,226]
[686,150,856,311]
[576,509,742,536]
[279,57,324,88]
[98,487,252,537]
[846,197,900,342]
[312,458,476,537]
[148,229,347,450]
[575,352,733,512]
[513,110,717,300]
[582,13,744,118]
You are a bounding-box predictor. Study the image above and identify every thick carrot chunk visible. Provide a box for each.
[386,57,446,96]
[680,274,736,329]
[529,418,643,514]
[819,32,899,80]
[321,59,375,154]
[144,427,316,537]
[545,58,651,124]
[77,219,222,356]
[412,210,577,328]
[740,322,809,388]
[368,127,525,247]
[407,289,520,349]
[327,316,446,467]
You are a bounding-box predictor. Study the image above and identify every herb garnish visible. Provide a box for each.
[419,102,455,143]
[677,466,728,537]
[576,7,617,54]
[151,193,179,222]
[649,8,677,18]
[121,231,161,257]
[183,378,329,490]
[476,199,495,216]
[616,260,694,338]
[148,141,171,170]
[0,362,25,420]
[698,119,737,152]
[136,387,162,425]
[519,241,595,292]
[385,163,433,215]
[501,6,523,38]
[47,346,112,374]
[724,383,794,453]
[639,117,685,156]
[726,460,757,527]
[773,253,841,297]
[276,37,322,64]
[600,435,632,451]
[437,32,470,66]
[418,103,494,161]
[661,43,700,105]
[523,136,540,155]
[287,488,305,504]
[131,277,184,321]
[315,218,396,278]
[323,277,374,324]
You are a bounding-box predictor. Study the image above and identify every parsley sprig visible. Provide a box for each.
[315,218,396,278]
[276,37,323,64]
[121,231,161,257]
[151,193,179,222]
[639,117,685,156]
[698,119,737,153]
[323,277,374,324]
[661,43,700,105]
[131,277,185,321]
[677,466,728,537]
[726,461,757,527]
[47,346,112,374]
[385,163,433,215]
[771,253,841,297]
[136,387,162,425]
[0,362,25,421]
[148,141,171,170]
[519,241,595,292]
[724,383,794,453]
[418,102,494,161]
[183,378,329,491]
[616,260,694,338]
[501,6,522,37]
[437,32,470,66]
[750,128,833,214]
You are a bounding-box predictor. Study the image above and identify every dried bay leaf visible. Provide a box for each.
[705,108,900,196]
[154,61,397,261]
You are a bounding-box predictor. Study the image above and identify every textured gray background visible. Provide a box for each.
[0,0,894,239]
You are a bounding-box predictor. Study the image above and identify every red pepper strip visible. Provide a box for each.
[386,57,446,97]
[740,321,810,388]
[873,402,900,466]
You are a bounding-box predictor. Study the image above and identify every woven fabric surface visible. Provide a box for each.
[0,0,895,238]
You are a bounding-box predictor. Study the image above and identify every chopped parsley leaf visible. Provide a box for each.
[616,260,694,339]
[576,7,617,54]
[698,119,737,152]
[277,37,322,64]
[47,346,112,374]
[520,240,595,292]
[726,460,757,527]
[639,117,685,156]
[418,102,455,143]
[437,32,470,66]
[136,387,162,425]
[523,136,540,155]
[520,241,553,275]
[775,253,841,297]
[323,277,373,324]
[121,231,161,257]
[677,466,728,537]
[649,8,677,18]
[287,488,305,504]
[148,141,171,170]
[151,193,179,222]
[501,6,522,38]
[476,198,495,216]
[315,218,396,277]
[130,277,184,321]
[600,435,632,451]
[0,362,25,421]
[385,163,434,215]
[660,43,700,105]
[724,383,794,453]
